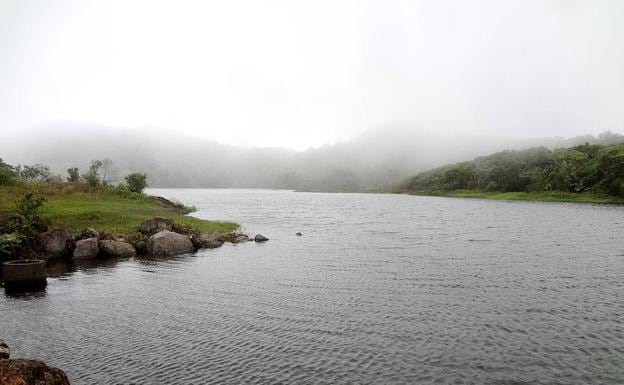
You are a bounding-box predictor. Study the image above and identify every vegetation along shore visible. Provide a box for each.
[395,142,624,204]
[0,158,267,266]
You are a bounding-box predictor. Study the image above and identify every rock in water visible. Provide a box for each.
[98,240,136,258]
[146,230,194,257]
[38,229,75,259]
[233,234,250,243]
[197,232,223,249]
[72,238,99,260]
[254,234,269,242]
[0,339,9,359]
[0,359,70,385]
[139,218,174,234]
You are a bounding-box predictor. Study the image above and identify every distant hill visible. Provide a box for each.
[1,122,622,191]
[397,141,624,197]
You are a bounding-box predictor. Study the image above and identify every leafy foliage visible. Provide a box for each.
[13,190,47,225]
[83,159,103,187]
[125,172,148,193]
[67,167,80,182]
[399,142,624,197]
[16,163,51,181]
[0,158,16,186]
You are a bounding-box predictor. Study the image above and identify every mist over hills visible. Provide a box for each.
[2,123,622,191]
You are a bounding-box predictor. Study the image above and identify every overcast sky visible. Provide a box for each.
[1,0,623,149]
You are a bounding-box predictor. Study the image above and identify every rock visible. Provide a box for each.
[146,230,194,257]
[217,233,251,244]
[233,234,250,243]
[30,219,48,233]
[0,339,9,359]
[0,359,70,385]
[217,233,235,243]
[78,228,99,240]
[254,234,269,242]
[139,218,174,235]
[134,241,147,255]
[196,233,223,249]
[296,232,303,236]
[38,229,75,259]
[0,213,23,229]
[72,238,99,260]
[98,240,136,258]
[189,234,201,250]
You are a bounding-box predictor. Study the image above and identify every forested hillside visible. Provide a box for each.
[2,123,622,192]
[398,142,624,197]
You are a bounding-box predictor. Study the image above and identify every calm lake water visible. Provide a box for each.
[1,189,624,384]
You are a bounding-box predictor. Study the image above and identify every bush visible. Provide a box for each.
[13,190,46,225]
[125,173,148,193]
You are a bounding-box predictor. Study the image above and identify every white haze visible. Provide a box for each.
[1,0,623,150]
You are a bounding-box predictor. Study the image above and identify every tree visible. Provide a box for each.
[83,160,103,187]
[125,172,148,193]
[100,158,115,185]
[0,158,16,186]
[67,167,80,182]
[18,164,51,182]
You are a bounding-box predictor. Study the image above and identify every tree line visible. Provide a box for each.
[398,142,624,196]
[0,158,148,193]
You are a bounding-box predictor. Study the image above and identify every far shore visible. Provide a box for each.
[402,190,624,205]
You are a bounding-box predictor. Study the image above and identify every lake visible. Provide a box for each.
[1,189,623,384]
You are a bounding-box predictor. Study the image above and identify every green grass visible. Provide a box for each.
[0,185,238,235]
[407,190,624,204]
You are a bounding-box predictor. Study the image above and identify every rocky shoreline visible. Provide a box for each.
[0,214,268,263]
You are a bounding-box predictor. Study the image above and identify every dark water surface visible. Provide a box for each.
[2,190,623,384]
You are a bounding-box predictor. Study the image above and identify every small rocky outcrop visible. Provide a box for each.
[38,229,75,259]
[72,238,99,260]
[146,230,194,257]
[254,234,269,242]
[139,218,173,235]
[218,233,251,244]
[0,359,70,385]
[196,232,223,249]
[98,240,136,258]
[0,339,9,359]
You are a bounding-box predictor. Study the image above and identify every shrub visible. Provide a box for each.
[14,190,46,225]
[125,172,148,193]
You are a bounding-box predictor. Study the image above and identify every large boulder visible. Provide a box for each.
[98,240,136,258]
[38,229,75,259]
[0,359,70,385]
[146,230,194,257]
[72,238,99,260]
[139,218,174,235]
[0,339,9,359]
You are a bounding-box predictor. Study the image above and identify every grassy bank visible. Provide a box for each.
[406,190,624,204]
[0,184,238,235]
